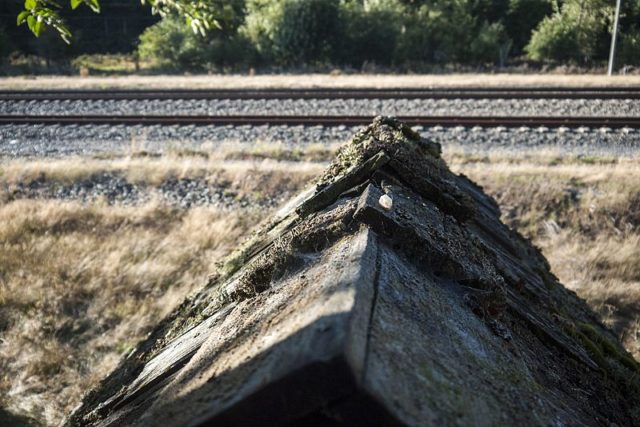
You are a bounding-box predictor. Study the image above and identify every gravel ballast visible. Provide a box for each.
[1,124,639,158]
[2,98,639,117]
[7,171,283,209]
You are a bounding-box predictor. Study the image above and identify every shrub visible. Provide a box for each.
[504,0,553,54]
[341,1,401,67]
[526,0,614,64]
[273,0,342,65]
[138,17,204,70]
[202,36,257,70]
[468,22,510,65]
[241,0,285,60]
[138,14,256,71]
[395,1,510,66]
[394,6,433,65]
[242,0,343,66]
[136,0,634,71]
[526,13,580,62]
[618,31,640,66]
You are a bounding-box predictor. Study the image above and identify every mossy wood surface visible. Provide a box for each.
[67,117,640,427]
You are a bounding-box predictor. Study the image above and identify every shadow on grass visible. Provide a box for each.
[0,407,38,427]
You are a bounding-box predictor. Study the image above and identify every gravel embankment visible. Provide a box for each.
[7,172,287,208]
[2,98,639,117]
[1,124,639,158]
[3,124,639,207]
[0,124,351,157]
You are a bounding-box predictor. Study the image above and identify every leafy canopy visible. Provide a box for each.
[17,0,222,44]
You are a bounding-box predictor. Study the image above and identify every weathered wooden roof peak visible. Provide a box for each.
[67,117,640,426]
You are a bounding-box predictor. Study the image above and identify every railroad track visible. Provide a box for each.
[2,115,639,128]
[1,87,640,101]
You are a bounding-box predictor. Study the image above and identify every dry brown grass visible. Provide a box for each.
[2,148,639,424]
[445,146,631,168]
[2,73,639,90]
[0,155,322,425]
[451,155,640,360]
[0,201,264,424]
[0,155,326,204]
[0,154,327,184]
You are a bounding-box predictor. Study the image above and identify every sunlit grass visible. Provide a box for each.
[1,73,639,90]
[0,155,325,199]
[0,200,264,424]
[0,155,320,425]
[1,149,639,424]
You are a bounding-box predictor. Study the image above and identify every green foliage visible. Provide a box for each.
[138,16,202,70]
[617,1,640,66]
[31,26,78,62]
[526,13,580,61]
[526,0,615,63]
[504,0,553,54]
[242,0,343,66]
[18,0,225,44]
[70,0,99,13]
[619,30,640,66]
[242,0,515,68]
[18,0,75,43]
[143,0,224,35]
[469,22,510,64]
[243,0,408,67]
[272,0,342,65]
[241,0,284,57]
[394,1,511,66]
[138,14,255,71]
[12,0,639,70]
[341,1,401,66]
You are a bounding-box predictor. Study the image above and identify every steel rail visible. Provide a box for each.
[2,115,639,128]
[1,87,640,101]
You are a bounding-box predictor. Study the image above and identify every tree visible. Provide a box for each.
[526,0,616,63]
[271,0,342,66]
[17,0,222,44]
[241,0,343,66]
[504,0,553,55]
[138,1,253,72]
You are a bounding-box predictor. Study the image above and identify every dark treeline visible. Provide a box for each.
[0,0,158,62]
[2,0,640,72]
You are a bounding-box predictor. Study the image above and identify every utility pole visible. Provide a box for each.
[608,0,622,76]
